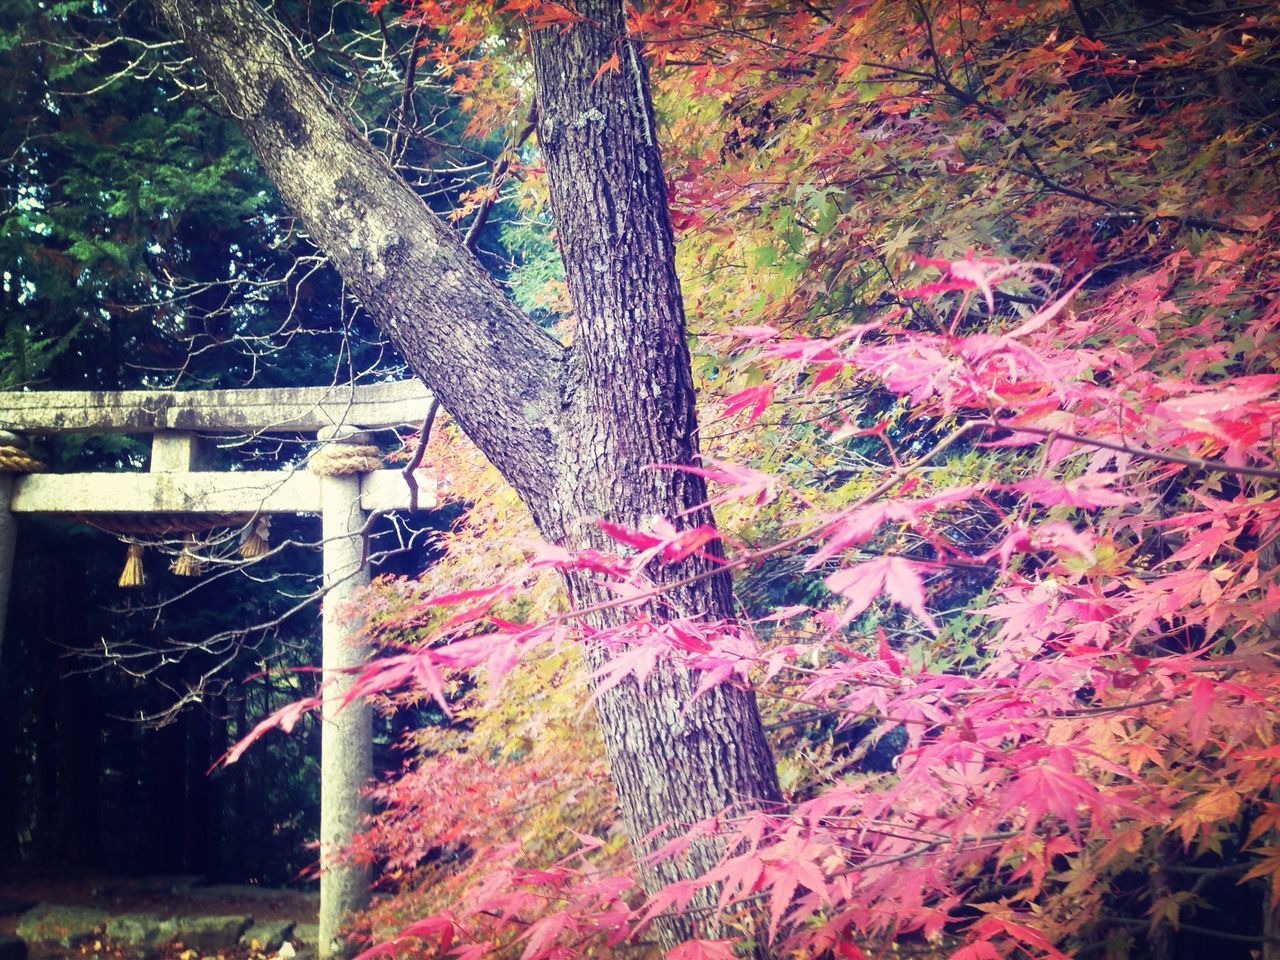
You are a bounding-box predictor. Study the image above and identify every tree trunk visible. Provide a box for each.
[1261,540,1280,960]
[206,692,225,881]
[525,1,782,924]
[151,0,782,939]
[153,710,187,872]
[227,690,246,876]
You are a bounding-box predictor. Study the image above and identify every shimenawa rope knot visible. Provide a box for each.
[306,443,383,476]
[0,445,45,473]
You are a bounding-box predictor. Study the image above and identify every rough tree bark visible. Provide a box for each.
[151,0,782,946]
[523,0,782,920]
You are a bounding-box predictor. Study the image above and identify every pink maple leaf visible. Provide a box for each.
[666,941,738,960]
[825,556,937,630]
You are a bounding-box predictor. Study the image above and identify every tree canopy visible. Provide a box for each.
[6,1,1280,959]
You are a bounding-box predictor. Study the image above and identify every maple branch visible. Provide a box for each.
[709,2,1252,239]
[402,396,441,513]
[907,20,1248,237]
[376,8,408,73]
[761,708,835,732]
[651,9,1260,235]
[1102,916,1280,947]
[464,100,539,252]
[1168,862,1253,877]
[759,695,1171,734]
[644,829,1022,927]
[555,421,982,628]
[989,420,1280,480]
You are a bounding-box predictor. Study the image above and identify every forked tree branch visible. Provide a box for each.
[151,0,569,508]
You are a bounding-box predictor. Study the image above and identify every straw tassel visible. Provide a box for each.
[118,542,145,588]
[239,516,270,559]
[170,533,202,577]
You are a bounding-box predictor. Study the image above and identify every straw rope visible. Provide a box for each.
[74,513,252,537]
[307,443,382,476]
[0,446,45,473]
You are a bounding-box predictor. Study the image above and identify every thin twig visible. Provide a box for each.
[390,21,425,166]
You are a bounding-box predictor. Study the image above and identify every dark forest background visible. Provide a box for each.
[0,0,496,886]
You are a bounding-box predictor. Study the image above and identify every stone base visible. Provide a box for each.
[240,920,296,954]
[14,904,264,959]
[15,905,107,954]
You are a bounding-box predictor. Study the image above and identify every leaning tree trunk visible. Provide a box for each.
[153,0,782,945]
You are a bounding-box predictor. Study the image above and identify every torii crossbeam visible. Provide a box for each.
[0,380,437,959]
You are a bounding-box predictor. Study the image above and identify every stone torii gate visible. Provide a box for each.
[0,380,437,959]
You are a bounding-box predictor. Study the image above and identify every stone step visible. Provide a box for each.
[14,904,268,959]
[15,904,108,953]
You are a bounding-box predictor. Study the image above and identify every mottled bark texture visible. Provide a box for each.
[153,0,782,940]
[525,0,783,928]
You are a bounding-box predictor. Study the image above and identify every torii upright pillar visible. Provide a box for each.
[316,426,373,959]
[0,429,31,661]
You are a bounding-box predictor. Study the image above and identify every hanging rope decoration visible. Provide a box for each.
[306,442,383,476]
[170,532,203,577]
[39,432,383,588]
[0,423,276,585]
[85,514,250,538]
[85,514,251,589]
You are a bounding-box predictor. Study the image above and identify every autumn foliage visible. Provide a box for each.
[239,1,1280,957]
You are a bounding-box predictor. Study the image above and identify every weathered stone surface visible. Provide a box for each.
[13,900,296,958]
[319,466,373,959]
[12,470,323,515]
[15,904,107,952]
[0,381,432,435]
[10,469,435,516]
[240,920,295,953]
[172,914,253,952]
[0,934,27,959]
